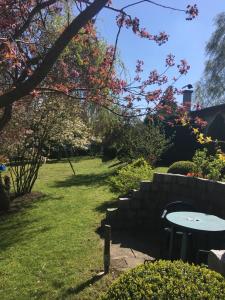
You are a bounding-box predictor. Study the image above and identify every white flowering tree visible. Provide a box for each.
[0,96,95,196]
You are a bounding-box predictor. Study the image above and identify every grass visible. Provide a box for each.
[0,157,168,299]
[154,166,168,174]
[0,157,118,300]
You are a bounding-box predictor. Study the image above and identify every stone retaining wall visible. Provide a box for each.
[105,173,225,231]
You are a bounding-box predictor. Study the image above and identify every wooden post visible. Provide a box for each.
[104,224,111,274]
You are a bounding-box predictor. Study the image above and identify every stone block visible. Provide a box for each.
[131,189,139,199]
[110,219,123,229]
[130,198,141,210]
[127,210,136,220]
[172,174,181,184]
[140,190,149,201]
[153,173,164,184]
[185,176,198,188]
[144,198,153,210]
[118,197,130,210]
[140,181,151,192]
[137,210,149,219]
[136,218,144,227]
[204,180,216,194]
[176,175,189,185]
[106,208,118,223]
[162,173,174,184]
[169,184,178,195]
[208,250,225,277]
[160,183,170,192]
[151,183,160,192]
[214,181,225,198]
[196,177,208,193]
[155,191,167,204]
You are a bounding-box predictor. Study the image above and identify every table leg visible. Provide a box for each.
[168,226,174,259]
[181,232,188,261]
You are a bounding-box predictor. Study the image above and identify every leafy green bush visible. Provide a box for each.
[102,119,170,165]
[192,148,225,181]
[109,158,152,195]
[101,260,225,300]
[167,161,196,175]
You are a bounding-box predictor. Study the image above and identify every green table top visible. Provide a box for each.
[166,211,225,232]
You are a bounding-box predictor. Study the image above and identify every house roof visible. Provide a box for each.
[190,103,225,117]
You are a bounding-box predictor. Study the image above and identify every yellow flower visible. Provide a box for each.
[180,118,187,126]
[197,133,205,144]
[205,136,212,143]
[193,128,199,134]
[218,153,225,162]
[198,139,205,144]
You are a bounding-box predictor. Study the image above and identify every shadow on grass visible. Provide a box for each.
[94,199,118,213]
[0,216,52,251]
[0,194,61,251]
[1,193,61,216]
[53,170,116,188]
[62,274,104,298]
[47,156,100,164]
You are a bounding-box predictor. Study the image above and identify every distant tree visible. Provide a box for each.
[103,118,170,165]
[195,12,225,107]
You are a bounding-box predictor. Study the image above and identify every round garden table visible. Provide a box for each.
[166,211,225,261]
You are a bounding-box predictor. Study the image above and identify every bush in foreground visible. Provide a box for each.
[168,160,196,175]
[101,260,225,300]
[109,158,152,196]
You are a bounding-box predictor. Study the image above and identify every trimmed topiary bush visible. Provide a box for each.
[108,158,152,196]
[101,260,225,300]
[168,160,196,175]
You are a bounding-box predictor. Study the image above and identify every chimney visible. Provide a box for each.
[182,84,193,111]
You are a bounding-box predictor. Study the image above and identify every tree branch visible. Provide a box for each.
[0,0,108,109]
[14,0,58,39]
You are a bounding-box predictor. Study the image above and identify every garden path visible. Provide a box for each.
[109,230,160,271]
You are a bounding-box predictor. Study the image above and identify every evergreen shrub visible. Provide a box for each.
[168,160,196,175]
[101,260,225,300]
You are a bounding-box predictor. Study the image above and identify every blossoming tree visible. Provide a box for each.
[0,0,198,131]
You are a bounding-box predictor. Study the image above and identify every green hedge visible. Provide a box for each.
[168,160,196,175]
[108,158,152,196]
[101,260,225,300]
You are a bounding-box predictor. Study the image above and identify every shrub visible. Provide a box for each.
[102,119,170,165]
[101,260,225,300]
[167,160,196,175]
[0,174,10,211]
[109,158,152,195]
[192,148,225,181]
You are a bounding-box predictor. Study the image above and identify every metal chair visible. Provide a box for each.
[160,201,196,260]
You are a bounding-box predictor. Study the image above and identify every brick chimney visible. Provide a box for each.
[182,85,193,111]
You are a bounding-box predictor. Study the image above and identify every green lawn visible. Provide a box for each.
[0,157,168,300]
[0,157,119,300]
[153,166,168,174]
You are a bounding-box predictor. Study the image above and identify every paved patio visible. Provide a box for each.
[109,230,160,271]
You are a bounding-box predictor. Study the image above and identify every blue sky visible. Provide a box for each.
[96,0,225,104]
